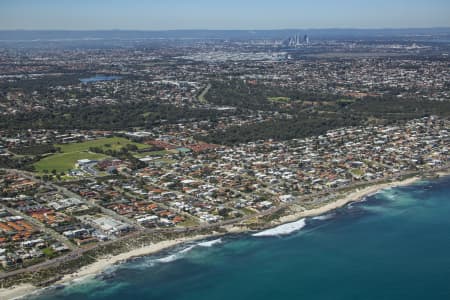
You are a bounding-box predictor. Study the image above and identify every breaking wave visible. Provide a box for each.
[132,238,224,267]
[252,219,306,237]
[197,238,223,247]
[156,245,196,263]
[312,213,335,221]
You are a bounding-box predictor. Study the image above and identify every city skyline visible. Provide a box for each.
[1,0,450,30]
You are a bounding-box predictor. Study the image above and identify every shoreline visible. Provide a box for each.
[0,174,440,299]
[278,176,422,223]
[55,234,219,286]
[1,234,220,300]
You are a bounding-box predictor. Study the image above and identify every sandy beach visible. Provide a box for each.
[0,283,36,300]
[279,176,421,223]
[0,175,425,300]
[0,234,216,300]
[56,234,216,286]
[437,170,450,177]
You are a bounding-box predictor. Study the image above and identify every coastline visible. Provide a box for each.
[0,234,219,300]
[0,283,36,300]
[278,176,421,223]
[0,174,433,300]
[55,234,218,286]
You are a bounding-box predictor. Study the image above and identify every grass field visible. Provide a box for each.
[56,137,148,153]
[350,168,365,177]
[336,98,356,106]
[34,137,147,173]
[268,96,291,103]
[197,83,211,103]
[34,152,108,173]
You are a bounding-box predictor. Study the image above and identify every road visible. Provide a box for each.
[0,205,77,251]
[6,169,142,230]
[0,165,447,280]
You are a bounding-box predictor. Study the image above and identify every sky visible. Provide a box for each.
[0,0,450,30]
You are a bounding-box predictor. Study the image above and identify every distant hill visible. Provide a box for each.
[1,28,450,41]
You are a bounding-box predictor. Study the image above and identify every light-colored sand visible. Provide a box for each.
[279,177,421,223]
[437,170,450,177]
[0,176,424,300]
[0,234,214,300]
[224,224,248,233]
[0,283,36,300]
[57,234,214,285]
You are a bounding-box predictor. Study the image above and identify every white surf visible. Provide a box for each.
[252,219,306,237]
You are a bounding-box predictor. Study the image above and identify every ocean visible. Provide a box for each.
[29,176,450,300]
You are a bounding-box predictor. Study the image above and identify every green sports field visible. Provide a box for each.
[56,137,148,153]
[33,137,148,173]
[34,151,108,173]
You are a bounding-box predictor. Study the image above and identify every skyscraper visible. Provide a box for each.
[283,33,310,47]
[304,34,310,45]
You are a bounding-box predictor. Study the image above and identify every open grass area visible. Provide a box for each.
[34,151,108,173]
[33,137,153,174]
[56,137,148,153]
[268,96,291,103]
[336,98,357,106]
[240,207,258,216]
[42,247,57,259]
[350,168,365,178]
[197,83,211,103]
[33,137,146,173]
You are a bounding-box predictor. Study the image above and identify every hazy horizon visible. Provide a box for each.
[2,26,450,31]
[1,0,450,31]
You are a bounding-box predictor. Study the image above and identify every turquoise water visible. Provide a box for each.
[31,176,450,300]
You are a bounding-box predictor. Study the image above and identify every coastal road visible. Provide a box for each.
[0,165,447,280]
